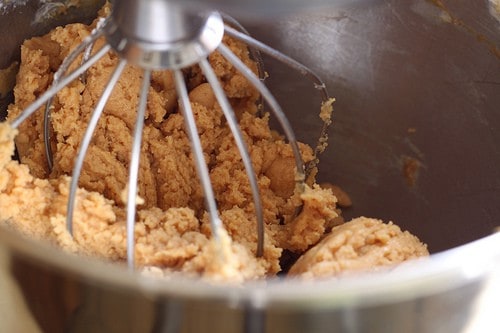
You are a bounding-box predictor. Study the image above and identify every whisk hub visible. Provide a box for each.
[105,0,224,70]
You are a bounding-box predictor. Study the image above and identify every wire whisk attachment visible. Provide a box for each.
[10,0,331,270]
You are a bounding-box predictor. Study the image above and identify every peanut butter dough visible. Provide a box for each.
[0,8,427,281]
[288,217,429,279]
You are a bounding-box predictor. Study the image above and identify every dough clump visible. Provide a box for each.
[289,217,429,279]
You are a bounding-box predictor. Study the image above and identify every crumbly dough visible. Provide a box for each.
[288,217,429,279]
[0,8,427,281]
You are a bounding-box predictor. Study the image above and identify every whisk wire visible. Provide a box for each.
[173,69,225,246]
[11,44,111,129]
[199,58,265,257]
[220,14,266,83]
[217,43,306,190]
[224,25,332,178]
[44,18,109,171]
[224,25,329,101]
[66,59,127,236]
[126,69,151,269]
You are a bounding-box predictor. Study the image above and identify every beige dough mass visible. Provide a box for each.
[0,7,427,282]
[289,217,429,279]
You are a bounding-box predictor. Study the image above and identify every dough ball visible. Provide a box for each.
[288,217,428,279]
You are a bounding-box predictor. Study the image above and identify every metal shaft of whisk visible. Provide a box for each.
[173,69,225,245]
[66,59,127,236]
[199,58,265,257]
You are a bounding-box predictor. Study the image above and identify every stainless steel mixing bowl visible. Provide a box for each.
[1,0,500,332]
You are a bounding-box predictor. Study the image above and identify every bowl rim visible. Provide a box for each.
[1,223,499,309]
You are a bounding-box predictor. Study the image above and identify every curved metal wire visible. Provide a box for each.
[126,69,151,269]
[173,69,225,247]
[11,44,110,130]
[66,59,127,236]
[220,14,266,116]
[217,43,306,192]
[199,58,265,257]
[43,18,108,171]
[220,14,266,81]
[224,25,332,178]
